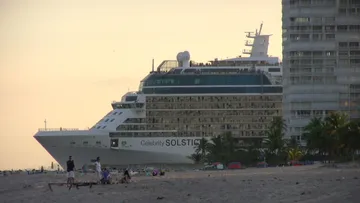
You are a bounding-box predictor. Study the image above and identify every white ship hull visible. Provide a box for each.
[34,130,205,169]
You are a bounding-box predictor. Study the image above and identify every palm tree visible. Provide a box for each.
[303,112,358,161]
[263,116,286,155]
[286,136,299,149]
[187,153,202,164]
[261,117,287,165]
[287,148,303,161]
[223,132,236,156]
[303,117,325,155]
[205,132,237,164]
[237,138,262,165]
[206,135,225,163]
[339,118,360,160]
[194,137,210,162]
[323,112,349,159]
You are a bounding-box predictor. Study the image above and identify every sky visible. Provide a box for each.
[0,0,282,170]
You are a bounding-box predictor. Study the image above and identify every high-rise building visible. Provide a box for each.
[282,0,360,142]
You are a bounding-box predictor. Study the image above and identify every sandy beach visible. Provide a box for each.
[1,165,360,203]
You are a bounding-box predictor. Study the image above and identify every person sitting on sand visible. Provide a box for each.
[94,157,102,183]
[159,169,165,176]
[66,156,75,187]
[120,169,131,184]
[152,169,159,176]
[100,168,111,184]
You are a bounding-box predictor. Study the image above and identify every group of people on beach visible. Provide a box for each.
[66,156,131,186]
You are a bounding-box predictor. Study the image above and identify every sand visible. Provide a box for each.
[1,165,360,203]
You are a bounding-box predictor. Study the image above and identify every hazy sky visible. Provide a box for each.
[0,0,281,170]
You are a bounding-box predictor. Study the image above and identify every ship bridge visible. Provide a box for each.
[111,92,145,109]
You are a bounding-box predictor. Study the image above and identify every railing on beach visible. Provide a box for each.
[38,128,81,132]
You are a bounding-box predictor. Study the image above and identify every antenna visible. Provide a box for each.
[258,22,263,35]
[152,59,154,72]
[44,119,47,130]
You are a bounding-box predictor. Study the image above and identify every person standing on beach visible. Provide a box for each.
[66,156,75,187]
[94,157,102,183]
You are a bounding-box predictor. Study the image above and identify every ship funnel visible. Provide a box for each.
[176,51,191,68]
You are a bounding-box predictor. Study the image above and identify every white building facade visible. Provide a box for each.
[282,0,360,142]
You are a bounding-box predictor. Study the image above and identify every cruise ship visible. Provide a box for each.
[34,24,283,169]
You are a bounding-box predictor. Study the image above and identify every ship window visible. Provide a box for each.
[70,141,75,144]
[194,78,200,84]
[125,96,138,101]
[96,141,101,145]
[110,139,119,148]
[142,86,282,94]
[110,119,115,122]
[268,68,281,72]
[105,119,109,122]
[83,141,88,145]
[102,126,106,129]
[143,74,272,86]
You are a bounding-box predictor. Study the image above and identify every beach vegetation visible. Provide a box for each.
[189,112,360,167]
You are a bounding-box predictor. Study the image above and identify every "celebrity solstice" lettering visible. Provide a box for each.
[140,139,201,147]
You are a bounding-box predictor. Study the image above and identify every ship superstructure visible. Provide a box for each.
[34,24,282,169]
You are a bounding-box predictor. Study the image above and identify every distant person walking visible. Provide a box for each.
[66,156,75,187]
[94,157,102,183]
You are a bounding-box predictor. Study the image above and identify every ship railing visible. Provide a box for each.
[151,65,283,75]
[38,128,80,132]
[190,63,282,67]
[112,100,142,104]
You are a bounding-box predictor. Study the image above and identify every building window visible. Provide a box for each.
[349,25,360,31]
[312,34,322,41]
[311,17,322,23]
[324,17,335,23]
[96,141,101,145]
[105,119,109,122]
[110,118,115,122]
[113,112,117,115]
[102,126,106,129]
[339,42,348,48]
[325,26,335,32]
[337,25,347,31]
[312,26,322,32]
[349,42,359,48]
[83,141,88,145]
[325,34,335,39]
[338,8,347,14]
[325,51,336,56]
[290,17,310,23]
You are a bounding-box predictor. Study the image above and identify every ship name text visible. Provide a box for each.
[140,139,201,147]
